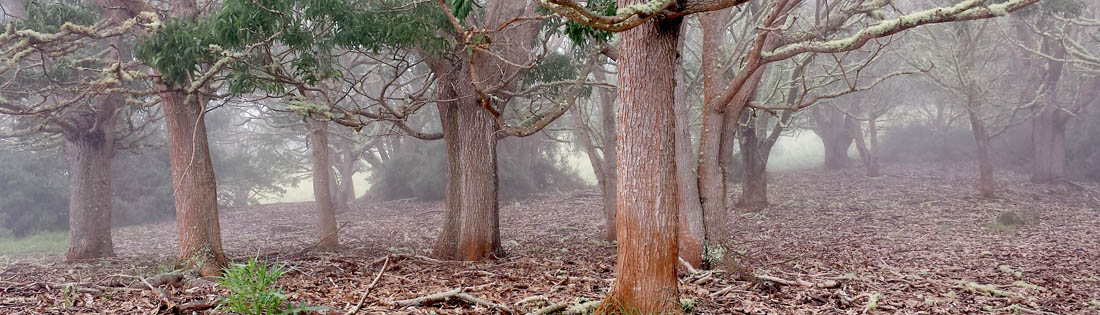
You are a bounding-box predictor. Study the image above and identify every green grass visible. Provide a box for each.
[0,231,68,256]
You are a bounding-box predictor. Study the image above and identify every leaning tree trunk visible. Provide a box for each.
[161,91,227,276]
[308,119,339,249]
[431,69,502,261]
[597,10,681,314]
[65,130,115,260]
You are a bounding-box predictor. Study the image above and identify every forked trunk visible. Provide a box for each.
[162,91,226,276]
[431,73,502,261]
[65,130,115,260]
[334,138,357,210]
[596,11,681,314]
[308,119,339,249]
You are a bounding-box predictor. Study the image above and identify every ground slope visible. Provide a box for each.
[1,163,1098,314]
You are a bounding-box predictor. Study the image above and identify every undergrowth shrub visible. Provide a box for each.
[218,257,322,314]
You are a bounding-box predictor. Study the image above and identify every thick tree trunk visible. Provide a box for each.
[430,63,502,260]
[736,125,769,210]
[308,119,339,249]
[966,103,995,198]
[65,131,115,260]
[597,10,681,314]
[161,91,226,276]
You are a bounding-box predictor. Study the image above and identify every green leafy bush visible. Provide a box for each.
[218,257,322,314]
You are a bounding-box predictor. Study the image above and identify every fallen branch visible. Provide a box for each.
[296,221,352,255]
[755,274,839,289]
[175,299,219,312]
[389,287,514,313]
[528,302,568,315]
[678,257,699,274]
[391,287,464,307]
[345,254,389,315]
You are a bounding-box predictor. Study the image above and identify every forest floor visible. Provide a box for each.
[2,163,1100,314]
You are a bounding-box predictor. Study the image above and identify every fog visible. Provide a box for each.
[1,0,1099,313]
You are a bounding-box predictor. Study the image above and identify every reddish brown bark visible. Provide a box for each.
[308,119,339,249]
[161,91,227,276]
[596,9,682,313]
[65,129,115,260]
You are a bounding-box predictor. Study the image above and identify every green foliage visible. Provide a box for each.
[135,18,212,87]
[523,52,578,94]
[137,0,451,91]
[450,0,478,21]
[561,0,615,47]
[218,257,323,314]
[18,0,99,33]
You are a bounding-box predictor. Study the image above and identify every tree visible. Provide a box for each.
[0,0,161,260]
[135,0,229,275]
[543,0,1039,311]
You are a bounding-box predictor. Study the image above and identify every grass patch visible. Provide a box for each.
[0,231,68,256]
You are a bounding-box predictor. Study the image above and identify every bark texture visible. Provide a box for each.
[308,119,339,249]
[162,91,227,276]
[65,129,115,260]
[597,8,682,313]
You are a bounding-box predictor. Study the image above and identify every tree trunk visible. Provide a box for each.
[822,132,853,169]
[673,47,704,268]
[966,105,995,198]
[597,68,617,243]
[65,130,115,260]
[736,123,769,210]
[161,91,227,277]
[597,10,681,314]
[867,118,881,177]
[334,136,356,210]
[308,119,339,249]
[431,64,502,261]
[1031,39,1067,183]
[695,9,731,252]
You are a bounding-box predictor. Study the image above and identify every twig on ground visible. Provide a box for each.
[296,221,352,255]
[176,299,219,312]
[345,254,389,315]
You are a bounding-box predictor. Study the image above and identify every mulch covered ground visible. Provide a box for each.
[1,163,1098,314]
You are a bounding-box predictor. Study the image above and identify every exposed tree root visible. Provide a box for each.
[755,274,840,289]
